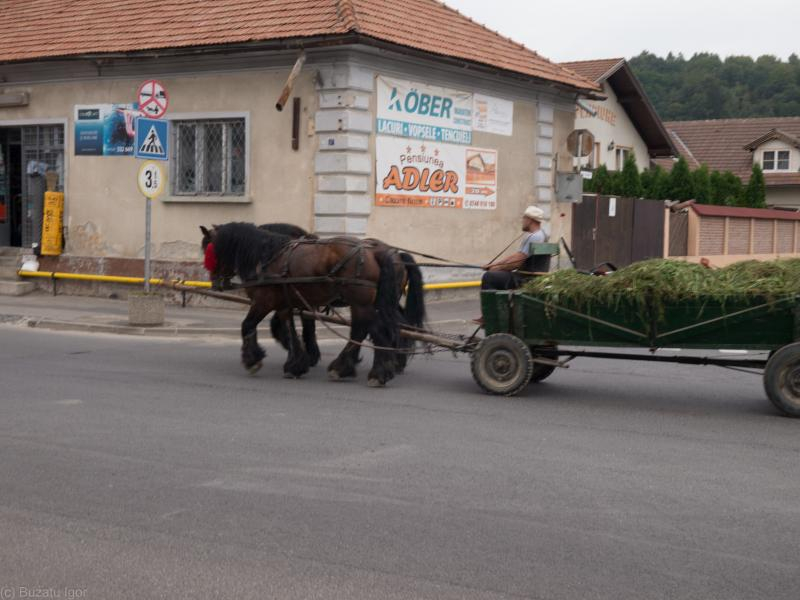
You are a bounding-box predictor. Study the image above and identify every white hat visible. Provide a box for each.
[523,205,544,221]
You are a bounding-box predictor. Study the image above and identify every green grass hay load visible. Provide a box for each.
[523,259,800,320]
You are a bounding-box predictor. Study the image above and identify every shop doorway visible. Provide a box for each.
[0,124,65,248]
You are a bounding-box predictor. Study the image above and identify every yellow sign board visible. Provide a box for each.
[41,191,64,256]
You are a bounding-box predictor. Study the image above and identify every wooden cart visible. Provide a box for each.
[473,290,800,417]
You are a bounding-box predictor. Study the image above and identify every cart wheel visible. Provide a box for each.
[764,343,800,417]
[471,333,533,396]
[530,345,558,383]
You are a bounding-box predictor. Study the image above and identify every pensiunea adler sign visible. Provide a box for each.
[377,76,473,145]
[375,137,498,210]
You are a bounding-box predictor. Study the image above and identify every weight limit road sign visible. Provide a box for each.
[137,161,165,199]
[137,80,169,119]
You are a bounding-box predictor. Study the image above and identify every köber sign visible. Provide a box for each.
[377,76,473,145]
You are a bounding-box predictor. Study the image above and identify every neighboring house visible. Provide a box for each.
[560,58,676,171]
[664,117,800,209]
[0,0,599,282]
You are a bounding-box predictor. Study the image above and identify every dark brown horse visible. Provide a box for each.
[202,223,323,366]
[201,222,425,386]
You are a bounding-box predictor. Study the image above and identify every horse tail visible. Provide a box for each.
[399,252,426,328]
[373,250,400,348]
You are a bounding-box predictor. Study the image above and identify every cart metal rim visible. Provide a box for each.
[779,360,800,404]
[486,348,522,384]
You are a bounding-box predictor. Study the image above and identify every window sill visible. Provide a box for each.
[162,195,252,204]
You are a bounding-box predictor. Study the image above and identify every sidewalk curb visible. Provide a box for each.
[3,312,473,340]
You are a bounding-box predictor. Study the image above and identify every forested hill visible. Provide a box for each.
[628,52,800,121]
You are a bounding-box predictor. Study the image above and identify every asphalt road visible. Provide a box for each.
[0,326,798,599]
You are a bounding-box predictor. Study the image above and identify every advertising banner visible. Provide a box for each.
[40,191,64,256]
[473,94,514,136]
[377,77,473,145]
[376,137,497,210]
[464,148,498,210]
[74,104,139,156]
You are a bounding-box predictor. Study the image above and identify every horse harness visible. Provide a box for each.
[233,238,379,302]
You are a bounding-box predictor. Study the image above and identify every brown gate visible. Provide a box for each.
[571,194,665,271]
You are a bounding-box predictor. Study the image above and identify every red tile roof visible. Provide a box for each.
[691,203,800,220]
[559,58,625,83]
[665,117,800,186]
[0,0,599,93]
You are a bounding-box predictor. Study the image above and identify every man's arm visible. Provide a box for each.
[484,251,527,272]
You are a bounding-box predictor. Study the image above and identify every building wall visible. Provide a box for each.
[767,186,800,209]
[574,81,650,171]
[1,65,318,260]
[315,52,578,268]
[0,47,580,274]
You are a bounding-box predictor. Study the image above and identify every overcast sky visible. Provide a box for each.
[445,0,800,63]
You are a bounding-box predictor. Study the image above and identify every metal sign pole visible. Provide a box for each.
[144,196,151,292]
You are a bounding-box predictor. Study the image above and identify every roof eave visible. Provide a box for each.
[352,34,604,98]
[609,62,679,157]
[0,32,603,98]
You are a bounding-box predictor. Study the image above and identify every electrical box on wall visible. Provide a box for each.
[556,172,583,202]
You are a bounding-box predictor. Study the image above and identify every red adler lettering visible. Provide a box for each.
[382,165,460,194]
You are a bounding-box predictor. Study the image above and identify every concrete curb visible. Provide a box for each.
[3,313,474,340]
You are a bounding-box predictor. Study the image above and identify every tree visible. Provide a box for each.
[592,164,612,195]
[691,165,712,204]
[709,171,725,205]
[608,171,625,196]
[742,163,767,208]
[713,171,744,206]
[640,167,657,198]
[668,157,695,201]
[628,52,800,120]
[620,154,643,197]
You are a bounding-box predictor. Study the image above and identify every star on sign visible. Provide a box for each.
[420,145,426,153]
[406,146,412,153]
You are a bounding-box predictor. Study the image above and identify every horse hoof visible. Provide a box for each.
[367,378,385,388]
[283,372,299,379]
[248,361,263,375]
[328,370,341,381]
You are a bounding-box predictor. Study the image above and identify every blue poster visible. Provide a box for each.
[74,104,139,156]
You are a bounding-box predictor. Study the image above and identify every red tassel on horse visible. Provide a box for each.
[204,242,217,272]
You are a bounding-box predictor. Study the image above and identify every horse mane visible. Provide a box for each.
[258,223,318,240]
[213,222,292,280]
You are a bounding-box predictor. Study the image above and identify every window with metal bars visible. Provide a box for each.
[172,119,246,196]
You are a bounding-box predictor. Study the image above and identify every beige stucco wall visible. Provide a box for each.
[766,186,800,209]
[1,69,317,260]
[574,81,649,170]
[2,57,579,271]
[366,97,542,265]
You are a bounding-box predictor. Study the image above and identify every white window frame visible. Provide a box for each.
[762,149,791,172]
[165,111,250,203]
[615,146,632,171]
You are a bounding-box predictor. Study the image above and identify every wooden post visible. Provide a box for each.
[276,52,306,111]
[722,217,730,256]
[773,219,778,254]
[748,218,755,254]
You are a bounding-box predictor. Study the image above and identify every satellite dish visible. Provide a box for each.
[567,129,595,158]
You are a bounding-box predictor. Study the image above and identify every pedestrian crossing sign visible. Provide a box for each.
[134,117,169,161]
